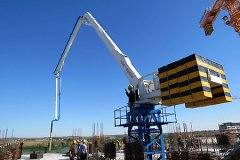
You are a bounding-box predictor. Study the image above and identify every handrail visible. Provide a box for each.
[114,105,177,127]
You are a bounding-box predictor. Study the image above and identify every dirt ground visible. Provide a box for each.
[23,140,47,147]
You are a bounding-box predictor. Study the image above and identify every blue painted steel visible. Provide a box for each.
[114,105,177,160]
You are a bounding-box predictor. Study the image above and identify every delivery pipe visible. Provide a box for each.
[49,77,61,151]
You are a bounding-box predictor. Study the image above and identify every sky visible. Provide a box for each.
[0,0,239,138]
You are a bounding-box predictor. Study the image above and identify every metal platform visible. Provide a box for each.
[114,104,177,160]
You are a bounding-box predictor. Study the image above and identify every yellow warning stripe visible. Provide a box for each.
[196,60,224,74]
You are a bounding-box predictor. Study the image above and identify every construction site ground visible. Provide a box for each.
[20,152,125,160]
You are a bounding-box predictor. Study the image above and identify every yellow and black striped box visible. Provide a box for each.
[186,84,232,108]
[158,54,232,107]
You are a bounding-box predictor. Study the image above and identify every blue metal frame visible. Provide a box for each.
[114,104,177,160]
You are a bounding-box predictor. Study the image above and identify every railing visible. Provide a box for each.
[138,71,160,93]
[152,105,177,124]
[114,106,129,127]
[114,105,177,127]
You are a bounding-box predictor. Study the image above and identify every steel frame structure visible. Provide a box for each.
[114,105,177,160]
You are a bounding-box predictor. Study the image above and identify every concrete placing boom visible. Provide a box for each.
[54,12,161,110]
[54,12,141,85]
[51,12,169,159]
[200,0,240,36]
[50,12,231,159]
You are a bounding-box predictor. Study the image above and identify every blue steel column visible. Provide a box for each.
[160,126,166,160]
[114,104,176,160]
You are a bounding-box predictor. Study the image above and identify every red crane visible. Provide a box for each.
[200,0,240,36]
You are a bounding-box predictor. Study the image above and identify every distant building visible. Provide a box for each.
[219,122,240,134]
[219,122,240,144]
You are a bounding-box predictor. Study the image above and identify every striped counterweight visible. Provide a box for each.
[158,54,232,108]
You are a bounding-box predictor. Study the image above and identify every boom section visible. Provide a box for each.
[54,12,141,86]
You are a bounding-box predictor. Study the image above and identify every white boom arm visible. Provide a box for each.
[49,12,161,151]
[53,12,161,120]
[54,12,141,86]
